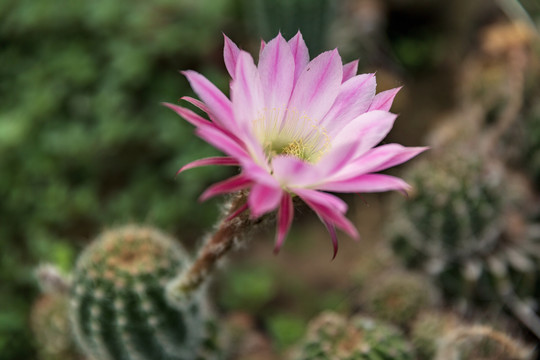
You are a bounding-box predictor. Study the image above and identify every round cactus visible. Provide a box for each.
[411,312,535,360]
[69,225,220,360]
[435,325,534,360]
[410,311,460,360]
[388,149,540,309]
[360,271,438,328]
[292,311,414,360]
[31,293,81,360]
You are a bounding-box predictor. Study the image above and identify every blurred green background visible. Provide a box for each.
[1,0,539,359]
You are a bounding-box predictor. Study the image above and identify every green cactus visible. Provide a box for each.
[389,149,540,308]
[239,0,335,54]
[360,271,438,327]
[292,311,414,360]
[69,225,220,360]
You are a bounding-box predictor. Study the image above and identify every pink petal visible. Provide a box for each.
[240,158,276,186]
[231,51,265,132]
[176,156,239,175]
[248,183,282,218]
[271,155,321,188]
[288,31,310,84]
[320,218,339,259]
[293,188,348,214]
[274,193,294,253]
[351,144,428,175]
[328,144,427,182]
[322,73,377,134]
[287,49,343,122]
[295,188,358,239]
[312,204,358,239]
[225,202,249,222]
[342,60,359,82]
[258,33,295,112]
[331,110,397,158]
[368,87,402,112]
[195,126,248,160]
[181,96,211,115]
[318,174,411,194]
[200,174,252,201]
[316,140,361,178]
[182,70,235,131]
[162,103,213,129]
[179,96,244,144]
[224,34,241,79]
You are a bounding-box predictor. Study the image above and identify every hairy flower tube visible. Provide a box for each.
[165,32,427,256]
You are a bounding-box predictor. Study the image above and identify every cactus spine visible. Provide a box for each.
[69,225,219,360]
[292,311,414,360]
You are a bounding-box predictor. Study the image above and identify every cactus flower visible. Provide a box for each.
[165,32,426,256]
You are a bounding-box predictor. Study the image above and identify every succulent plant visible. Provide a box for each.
[410,311,460,360]
[31,293,81,360]
[292,311,414,360]
[69,225,220,360]
[410,311,535,360]
[389,149,540,308]
[359,270,438,327]
[435,325,534,360]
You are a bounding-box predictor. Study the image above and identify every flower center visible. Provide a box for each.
[281,139,308,158]
[252,107,331,163]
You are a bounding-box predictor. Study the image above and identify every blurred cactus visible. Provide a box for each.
[360,271,438,327]
[69,225,220,360]
[524,103,540,189]
[411,311,535,360]
[389,22,540,337]
[389,149,540,304]
[237,0,335,53]
[435,325,534,360]
[31,293,81,360]
[35,263,71,295]
[411,311,460,360]
[461,21,540,184]
[292,311,414,360]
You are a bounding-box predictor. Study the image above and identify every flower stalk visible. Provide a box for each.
[167,193,255,301]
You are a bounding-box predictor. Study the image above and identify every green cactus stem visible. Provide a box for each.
[167,192,265,303]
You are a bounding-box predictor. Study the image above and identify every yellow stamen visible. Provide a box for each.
[252,107,331,163]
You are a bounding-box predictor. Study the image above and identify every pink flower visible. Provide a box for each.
[165,32,427,256]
